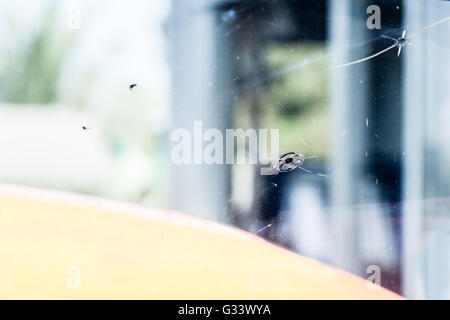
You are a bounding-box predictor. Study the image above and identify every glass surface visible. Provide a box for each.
[0,0,449,299]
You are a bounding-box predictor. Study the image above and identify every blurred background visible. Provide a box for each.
[0,0,449,299]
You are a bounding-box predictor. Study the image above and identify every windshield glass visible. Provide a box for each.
[1,0,450,299]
